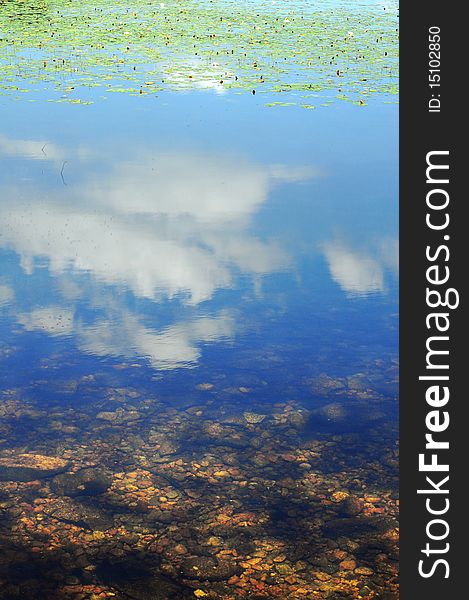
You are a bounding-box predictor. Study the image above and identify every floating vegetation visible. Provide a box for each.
[0,0,398,105]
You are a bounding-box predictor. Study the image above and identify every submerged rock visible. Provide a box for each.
[96,557,188,599]
[96,409,140,424]
[43,498,114,530]
[243,411,266,424]
[307,401,387,433]
[199,422,250,449]
[317,403,347,422]
[310,374,347,394]
[337,496,364,517]
[287,410,309,427]
[50,467,113,497]
[196,383,214,391]
[0,453,69,482]
[180,556,240,581]
[322,515,397,539]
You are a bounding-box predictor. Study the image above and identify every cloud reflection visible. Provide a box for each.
[17,306,74,336]
[322,238,398,296]
[0,134,63,162]
[0,146,303,303]
[0,133,396,368]
[0,284,15,307]
[0,135,314,368]
[13,302,234,370]
[76,310,234,370]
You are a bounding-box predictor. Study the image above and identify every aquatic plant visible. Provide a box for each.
[0,0,398,105]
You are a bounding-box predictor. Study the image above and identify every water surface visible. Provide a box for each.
[0,2,398,599]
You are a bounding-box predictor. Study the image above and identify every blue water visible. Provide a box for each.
[0,18,398,596]
[0,91,397,402]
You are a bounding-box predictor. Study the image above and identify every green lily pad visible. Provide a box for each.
[0,0,399,107]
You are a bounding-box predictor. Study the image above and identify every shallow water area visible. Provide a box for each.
[0,0,398,105]
[1,2,398,599]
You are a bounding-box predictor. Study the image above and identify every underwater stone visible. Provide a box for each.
[96,409,141,424]
[337,496,364,517]
[0,453,70,481]
[50,467,113,497]
[243,411,266,424]
[317,403,347,422]
[43,498,114,530]
[180,556,240,581]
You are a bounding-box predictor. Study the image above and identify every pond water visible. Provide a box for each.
[0,1,398,599]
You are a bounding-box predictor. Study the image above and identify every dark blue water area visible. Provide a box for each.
[1,89,398,435]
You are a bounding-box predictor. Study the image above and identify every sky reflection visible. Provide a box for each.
[0,97,397,372]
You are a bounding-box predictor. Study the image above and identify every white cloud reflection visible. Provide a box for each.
[0,135,315,368]
[0,134,63,162]
[0,284,15,307]
[17,306,74,336]
[11,301,234,370]
[76,310,234,370]
[0,133,396,368]
[322,238,398,296]
[0,146,304,303]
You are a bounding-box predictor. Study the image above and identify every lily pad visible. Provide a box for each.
[0,0,398,106]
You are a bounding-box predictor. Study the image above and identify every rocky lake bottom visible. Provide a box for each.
[0,368,398,600]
